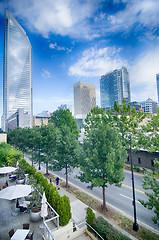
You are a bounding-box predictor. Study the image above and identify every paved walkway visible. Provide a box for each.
[25,156,138,240]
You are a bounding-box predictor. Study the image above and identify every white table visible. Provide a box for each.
[11,229,30,240]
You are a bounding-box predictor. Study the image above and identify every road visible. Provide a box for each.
[25,155,159,232]
[53,167,159,232]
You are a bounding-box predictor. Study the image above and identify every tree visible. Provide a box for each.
[49,109,79,138]
[40,124,60,175]
[57,195,71,226]
[50,124,80,188]
[107,99,146,148]
[139,160,159,225]
[78,107,127,210]
[137,109,159,225]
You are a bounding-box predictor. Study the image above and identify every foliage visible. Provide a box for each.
[57,195,71,226]
[86,207,95,225]
[139,160,159,225]
[137,108,159,152]
[107,99,146,148]
[0,143,22,167]
[91,216,130,240]
[50,124,81,187]
[79,107,127,210]
[27,175,44,212]
[49,109,79,138]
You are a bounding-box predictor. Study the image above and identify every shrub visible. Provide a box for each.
[86,207,95,225]
[91,216,130,240]
[57,195,71,226]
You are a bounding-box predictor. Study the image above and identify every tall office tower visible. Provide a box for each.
[2,10,32,132]
[156,73,159,105]
[100,66,131,111]
[74,81,96,116]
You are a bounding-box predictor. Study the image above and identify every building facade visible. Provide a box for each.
[100,67,131,111]
[74,81,96,116]
[7,108,32,131]
[140,98,157,113]
[2,10,32,132]
[156,73,159,105]
[130,101,144,112]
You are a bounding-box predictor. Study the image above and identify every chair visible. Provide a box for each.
[23,223,29,229]
[8,228,14,238]
[26,230,34,240]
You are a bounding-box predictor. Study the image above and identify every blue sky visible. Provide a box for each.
[0,0,159,119]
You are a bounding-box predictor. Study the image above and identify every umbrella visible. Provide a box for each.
[40,192,48,218]
[39,192,48,229]
[0,184,31,200]
[0,166,17,174]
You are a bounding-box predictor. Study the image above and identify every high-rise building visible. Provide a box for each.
[74,81,96,116]
[100,67,131,111]
[58,104,72,112]
[1,10,32,132]
[156,73,159,105]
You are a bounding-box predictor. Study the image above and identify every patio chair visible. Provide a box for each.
[26,230,34,240]
[8,228,14,238]
[23,223,30,229]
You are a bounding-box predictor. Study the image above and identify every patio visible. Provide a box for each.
[0,174,47,240]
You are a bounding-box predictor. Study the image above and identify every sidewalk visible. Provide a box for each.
[25,156,137,240]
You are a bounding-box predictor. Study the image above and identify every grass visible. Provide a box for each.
[61,183,159,240]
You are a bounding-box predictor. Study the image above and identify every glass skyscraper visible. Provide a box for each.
[156,73,159,105]
[2,10,32,131]
[100,67,131,111]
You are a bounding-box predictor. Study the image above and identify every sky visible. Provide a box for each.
[0,0,159,119]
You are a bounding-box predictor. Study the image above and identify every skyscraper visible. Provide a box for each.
[100,67,131,111]
[2,10,32,131]
[156,73,159,105]
[74,81,96,116]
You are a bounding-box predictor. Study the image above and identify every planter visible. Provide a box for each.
[16,178,25,184]
[30,209,41,222]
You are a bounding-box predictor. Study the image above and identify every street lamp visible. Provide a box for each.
[130,135,139,231]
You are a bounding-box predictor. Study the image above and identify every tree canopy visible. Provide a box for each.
[78,107,127,210]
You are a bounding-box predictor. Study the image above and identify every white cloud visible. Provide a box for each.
[130,46,159,102]
[68,46,127,77]
[49,42,72,52]
[108,0,159,37]
[3,0,103,39]
[41,69,51,79]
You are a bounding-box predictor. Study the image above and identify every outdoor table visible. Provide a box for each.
[11,229,30,240]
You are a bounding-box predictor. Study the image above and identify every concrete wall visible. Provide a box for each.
[127,150,159,169]
[0,134,7,143]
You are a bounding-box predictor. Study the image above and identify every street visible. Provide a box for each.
[53,167,159,232]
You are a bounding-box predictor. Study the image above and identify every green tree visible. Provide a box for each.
[107,99,146,148]
[50,124,80,188]
[49,109,79,138]
[0,143,22,166]
[139,160,159,225]
[40,124,60,175]
[137,109,159,225]
[86,207,95,225]
[78,107,127,210]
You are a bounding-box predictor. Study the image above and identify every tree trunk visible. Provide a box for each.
[102,186,108,211]
[46,162,48,175]
[31,153,33,166]
[66,162,68,188]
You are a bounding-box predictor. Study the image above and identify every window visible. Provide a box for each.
[138,157,141,164]
[127,156,129,162]
[151,160,154,167]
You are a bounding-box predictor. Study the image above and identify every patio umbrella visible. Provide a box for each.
[0,184,31,200]
[0,166,17,174]
[40,192,48,218]
[39,192,48,229]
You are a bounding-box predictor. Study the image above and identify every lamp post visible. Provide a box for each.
[130,135,139,231]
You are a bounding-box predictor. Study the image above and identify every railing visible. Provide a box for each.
[43,201,59,240]
[48,220,104,240]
